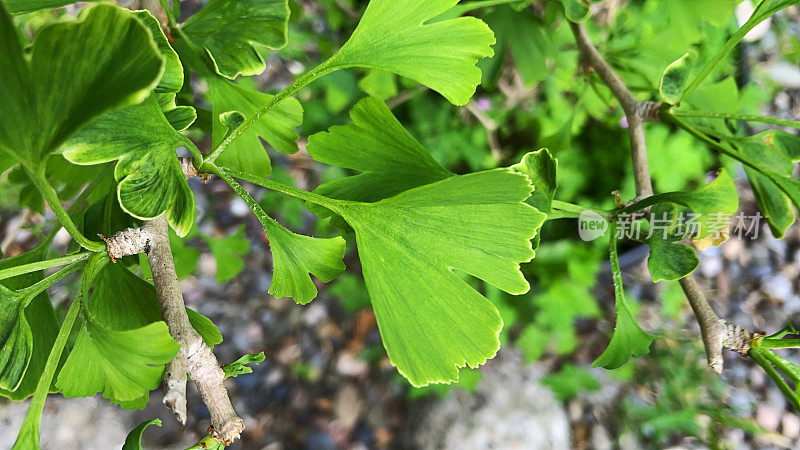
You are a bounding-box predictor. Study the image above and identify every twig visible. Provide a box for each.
[569,21,654,198]
[465,101,502,161]
[105,217,245,442]
[569,20,752,373]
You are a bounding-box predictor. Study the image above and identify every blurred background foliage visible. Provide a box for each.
[4,0,800,447]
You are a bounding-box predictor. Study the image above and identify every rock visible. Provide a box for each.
[0,397,127,449]
[404,349,570,449]
[783,413,800,439]
[756,404,781,431]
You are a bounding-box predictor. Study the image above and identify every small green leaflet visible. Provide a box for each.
[645,203,699,282]
[206,77,303,176]
[203,226,249,283]
[512,148,556,252]
[0,3,163,169]
[0,285,33,392]
[181,0,290,79]
[334,170,545,386]
[320,0,496,105]
[557,0,589,22]
[62,95,196,237]
[222,352,266,378]
[122,418,162,450]
[735,130,800,237]
[307,96,452,206]
[659,52,695,105]
[638,169,739,242]
[221,170,346,304]
[593,226,656,370]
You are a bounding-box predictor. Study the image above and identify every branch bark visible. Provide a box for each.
[106,216,244,443]
[569,20,752,373]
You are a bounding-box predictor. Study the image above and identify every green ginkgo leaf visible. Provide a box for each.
[307,96,452,205]
[735,130,800,237]
[133,10,183,94]
[334,169,545,386]
[0,285,33,392]
[659,52,695,105]
[0,3,164,169]
[557,0,589,22]
[122,419,162,450]
[0,244,59,401]
[645,203,699,282]
[62,95,196,237]
[221,170,347,304]
[56,264,181,408]
[319,0,496,105]
[181,0,290,79]
[207,77,303,176]
[593,229,656,370]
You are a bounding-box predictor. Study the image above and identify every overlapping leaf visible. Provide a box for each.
[0,286,33,392]
[333,170,545,385]
[307,96,452,205]
[320,0,496,105]
[206,78,303,176]
[56,263,218,408]
[645,203,699,282]
[734,130,800,237]
[61,95,196,236]
[181,0,290,79]
[0,245,58,401]
[0,3,163,169]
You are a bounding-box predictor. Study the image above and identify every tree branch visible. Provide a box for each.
[569,20,752,373]
[569,21,654,198]
[105,216,244,443]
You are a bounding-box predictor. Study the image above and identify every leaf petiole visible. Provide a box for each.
[209,164,344,212]
[756,339,800,349]
[550,200,613,218]
[11,251,101,450]
[671,109,800,130]
[203,61,340,165]
[19,260,87,307]
[0,252,91,281]
[26,169,106,252]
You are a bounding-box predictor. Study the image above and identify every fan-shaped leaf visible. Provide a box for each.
[62,95,196,237]
[207,78,303,176]
[181,0,290,79]
[320,0,496,105]
[0,3,163,168]
[334,170,545,386]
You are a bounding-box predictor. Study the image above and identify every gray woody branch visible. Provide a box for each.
[104,217,244,443]
[569,21,754,373]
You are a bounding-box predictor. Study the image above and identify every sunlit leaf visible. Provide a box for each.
[206,78,303,176]
[335,170,544,385]
[320,0,496,105]
[0,3,163,169]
